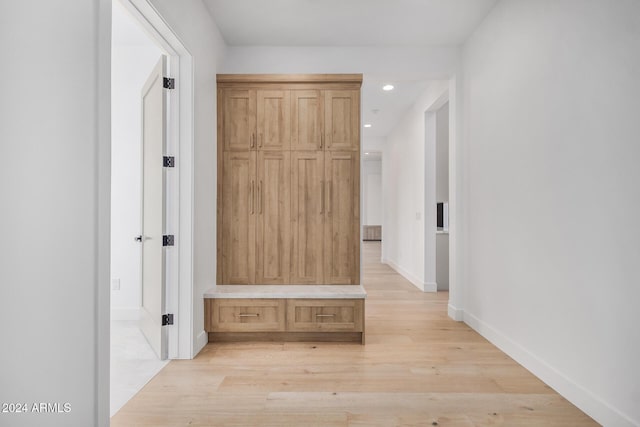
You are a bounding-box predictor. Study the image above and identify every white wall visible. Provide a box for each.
[436,102,449,203]
[363,135,386,153]
[461,1,640,425]
[222,46,459,79]
[363,159,382,226]
[111,8,162,318]
[382,81,448,292]
[0,1,110,426]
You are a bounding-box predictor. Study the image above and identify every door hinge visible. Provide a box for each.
[163,235,175,246]
[162,313,174,326]
[163,156,175,167]
[163,77,175,89]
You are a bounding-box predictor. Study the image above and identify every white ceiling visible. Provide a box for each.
[203,0,497,46]
[362,78,431,138]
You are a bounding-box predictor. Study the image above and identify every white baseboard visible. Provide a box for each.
[463,310,637,427]
[110,307,140,321]
[194,330,208,357]
[424,282,437,292]
[447,303,464,321]
[384,259,436,293]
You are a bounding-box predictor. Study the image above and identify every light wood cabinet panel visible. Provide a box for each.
[222,151,257,284]
[291,90,324,151]
[257,90,290,150]
[218,75,361,287]
[325,90,359,151]
[210,299,285,332]
[223,89,256,151]
[291,151,324,284]
[286,299,363,332]
[256,151,291,284]
[324,151,360,284]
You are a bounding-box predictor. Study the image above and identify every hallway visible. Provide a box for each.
[112,242,596,426]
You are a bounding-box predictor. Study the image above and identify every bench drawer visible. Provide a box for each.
[208,299,285,332]
[286,299,364,332]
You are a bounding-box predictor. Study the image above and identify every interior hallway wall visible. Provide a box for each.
[363,158,382,226]
[111,3,162,318]
[461,1,640,425]
[382,81,448,292]
[0,1,109,426]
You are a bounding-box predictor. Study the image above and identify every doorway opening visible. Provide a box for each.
[109,0,195,416]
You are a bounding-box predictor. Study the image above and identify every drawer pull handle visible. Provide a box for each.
[238,313,260,317]
[316,314,335,317]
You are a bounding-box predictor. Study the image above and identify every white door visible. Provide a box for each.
[139,56,168,360]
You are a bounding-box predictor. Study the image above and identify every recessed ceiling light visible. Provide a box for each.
[365,152,370,155]
[364,124,372,128]
[382,84,394,91]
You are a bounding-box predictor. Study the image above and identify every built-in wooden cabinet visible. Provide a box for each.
[221,150,256,284]
[324,151,360,284]
[291,90,324,151]
[217,74,362,286]
[257,90,291,151]
[291,151,324,284]
[256,150,291,284]
[325,90,359,151]
[204,293,365,343]
[223,89,256,151]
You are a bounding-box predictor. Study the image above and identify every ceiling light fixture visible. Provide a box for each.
[364,124,372,128]
[382,84,394,91]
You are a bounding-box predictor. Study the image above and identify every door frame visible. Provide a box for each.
[98,0,195,423]
[118,0,194,359]
[118,0,195,361]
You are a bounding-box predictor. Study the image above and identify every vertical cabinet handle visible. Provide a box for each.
[249,181,254,214]
[320,132,324,149]
[259,133,263,148]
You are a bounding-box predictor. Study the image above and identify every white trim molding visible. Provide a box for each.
[447,303,464,321]
[463,311,638,427]
[196,330,208,355]
[384,259,437,293]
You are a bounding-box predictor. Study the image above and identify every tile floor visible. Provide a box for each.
[110,320,168,416]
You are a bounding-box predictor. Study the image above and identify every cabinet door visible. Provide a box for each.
[222,151,256,284]
[256,151,291,284]
[223,89,256,151]
[291,151,324,284]
[291,90,324,151]
[324,151,360,284]
[257,90,290,150]
[325,90,359,151]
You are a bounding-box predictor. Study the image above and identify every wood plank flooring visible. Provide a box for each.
[112,242,598,426]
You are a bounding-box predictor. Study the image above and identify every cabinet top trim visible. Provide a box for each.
[217,73,363,86]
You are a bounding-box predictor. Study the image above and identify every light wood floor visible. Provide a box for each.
[112,242,598,426]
